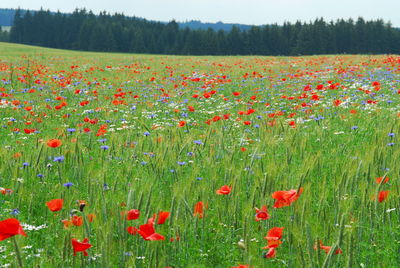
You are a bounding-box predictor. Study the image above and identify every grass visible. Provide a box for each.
[0,42,399,267]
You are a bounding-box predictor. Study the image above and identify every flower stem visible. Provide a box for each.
[12,236,23,268]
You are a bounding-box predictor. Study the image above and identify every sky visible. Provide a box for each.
[1,0,399,27]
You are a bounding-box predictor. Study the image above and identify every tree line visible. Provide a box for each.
[8,8,400,55]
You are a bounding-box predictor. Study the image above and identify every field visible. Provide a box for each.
[0,42,400,267]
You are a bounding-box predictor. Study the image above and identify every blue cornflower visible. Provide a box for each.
[10,209,20,215]
[63,182,73,188]
[103,183,110,190]
[53,156,65,162]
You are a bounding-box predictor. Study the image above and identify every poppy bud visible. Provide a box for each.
[237,239,246,250]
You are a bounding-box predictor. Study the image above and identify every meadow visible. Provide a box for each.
[0,42,400,267]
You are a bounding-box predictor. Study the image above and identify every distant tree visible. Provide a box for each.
[8,9,400,55]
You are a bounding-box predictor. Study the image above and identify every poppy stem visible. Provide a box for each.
[12,236,24,268]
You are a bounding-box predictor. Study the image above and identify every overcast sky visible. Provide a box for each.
[1,0,399,26]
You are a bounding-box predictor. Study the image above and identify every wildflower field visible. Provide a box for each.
[1,42,400,267]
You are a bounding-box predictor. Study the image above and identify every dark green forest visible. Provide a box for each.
[7,8,400,55]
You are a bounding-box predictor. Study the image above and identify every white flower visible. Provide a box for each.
[21,223,48,231]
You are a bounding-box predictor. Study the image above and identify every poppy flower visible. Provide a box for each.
[333,99,342,106]
[264,247,276,258]
[194,201,204,218]
[378,190,389,203]
[157,211,170,224]
[314,241,342,254]
[375,177,389,184]
[255,205,270,221]
[0,188,13,195]
[147,211,170,225]
[46,199,64,212]
[47,139,62,148]
[216,185,232,195]
[71,238,92,256]
[231,265,249,268]
[272,188,303,208]
[137,223,165,241]
[0,218,27,241]
[127,226,138,235]
[126,209,140,220]
[61,219,73,228]
[263,227,284,248]
[87,214,96,222]
[72,215,83,226]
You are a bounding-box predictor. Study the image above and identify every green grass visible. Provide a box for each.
[0,42,399,267]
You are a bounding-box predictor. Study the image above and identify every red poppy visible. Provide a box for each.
[264,227,284,241]
[62,219,72,228]
[87,214,96,222]
[0,188,13,195]
[178,121,186,127]
[157,211,170,225]
[216,185,232,195]
[255,205,270,221]
[0,218,27,241]
[127,226,138,235]
[314,241,342,255]
[47,139,62,148]
[126,209,140,220]
[147,211,170,225]
[46,199,64,212]
[378,190,389,203]
[212,116,221,122]
[137,223,165,241]
[194,201,204,218]
[231,265,249,268]
[376,177,389,184]
[272,188,303,208]
[72,215,83,226]
[264,247,276,258]
[71,238,92,256]
[333,99,342,106]
[263,227,284,248]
